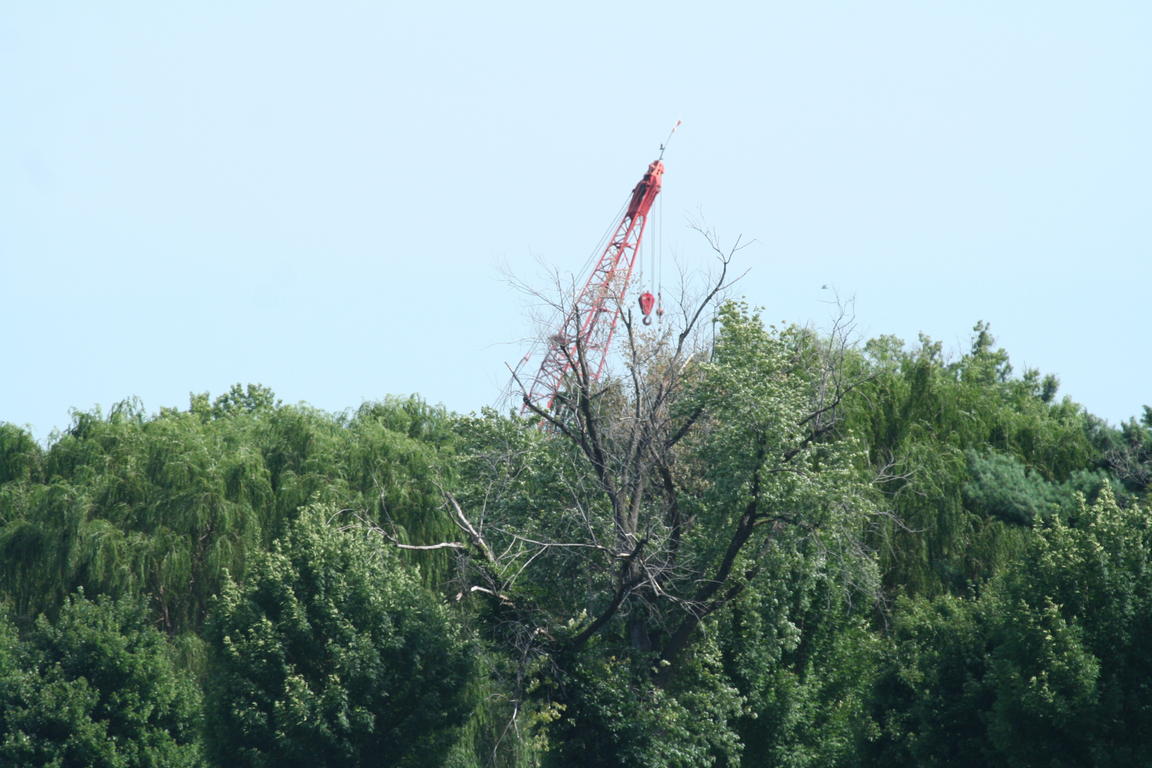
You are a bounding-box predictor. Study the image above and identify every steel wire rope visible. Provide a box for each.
[657,184,664,320]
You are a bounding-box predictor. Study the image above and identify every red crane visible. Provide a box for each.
[520,149,669,416]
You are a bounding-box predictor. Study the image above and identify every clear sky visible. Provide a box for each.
[2,2,1150,441]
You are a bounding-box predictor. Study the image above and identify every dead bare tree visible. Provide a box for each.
[374,229,880,762]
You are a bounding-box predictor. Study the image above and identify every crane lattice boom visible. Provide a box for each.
[522,158,665,414]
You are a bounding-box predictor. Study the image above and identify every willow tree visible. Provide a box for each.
[841,325,1099,598]
[0,389,458,634]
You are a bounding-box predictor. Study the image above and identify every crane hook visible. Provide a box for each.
[639,291,656,325]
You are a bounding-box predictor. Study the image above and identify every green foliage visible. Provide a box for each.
[0,390,455,632]
[446,303,883,766]
[3,311,1152,766]
[962,449,1067,525]
[0,592,204,767]
[208,383,280,418]
[720,540,880,768]
[845,324,1098,597]
[1001,489,1152,765]
[0,424,41,485]
[203,505,477,768]
[540,643,743,768]
[1089,409,1152,498]
[864,591,1099,767]
[865,490,1152,766]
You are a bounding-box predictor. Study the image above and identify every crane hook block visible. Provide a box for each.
[639,292,656,324]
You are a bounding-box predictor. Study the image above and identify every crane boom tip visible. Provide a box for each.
[658,120,682,159]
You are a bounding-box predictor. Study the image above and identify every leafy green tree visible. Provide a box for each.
[10,298,1152,767]
[208,383,280,418]
[864,590,1098,767]
[999,489,1152,764]
[1087,407,1152,500]
[864,489,1152,766]
[962,449,1067,526]
[0,592,204,767]
[431,281,880,765]
[0,390,456,633]
[844,324,1097,597]
[719,539,881,768]
[0,424,41,485]
[541,639,743,768]
[204,505,476,768]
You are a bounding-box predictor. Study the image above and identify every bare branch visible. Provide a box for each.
[389,540,468,552]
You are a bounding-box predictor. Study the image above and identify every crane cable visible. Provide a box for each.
[654,120,681,323]
[657,182,663,321]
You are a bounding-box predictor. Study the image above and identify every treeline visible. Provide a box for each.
[1,312,1151,766]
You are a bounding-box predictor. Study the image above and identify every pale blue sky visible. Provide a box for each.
[2,2,1150,440]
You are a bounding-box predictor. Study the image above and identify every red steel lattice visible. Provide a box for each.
[522,158,665,415]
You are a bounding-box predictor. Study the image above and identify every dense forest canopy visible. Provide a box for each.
[1,310,1151,766]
